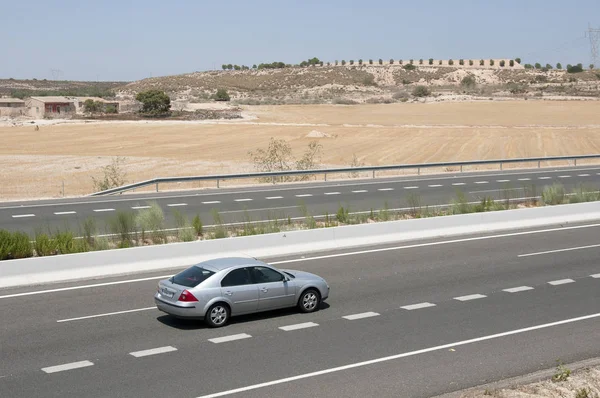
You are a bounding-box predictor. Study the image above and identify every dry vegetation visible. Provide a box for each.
[1,101,600,201]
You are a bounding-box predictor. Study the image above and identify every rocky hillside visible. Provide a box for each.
[119,65,600,104]
[0,79,126,98]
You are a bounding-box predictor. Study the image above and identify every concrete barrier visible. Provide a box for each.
[2,201,600,288]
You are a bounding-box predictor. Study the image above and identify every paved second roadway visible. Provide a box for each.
[2,220,600,397]
[2,165,600,235]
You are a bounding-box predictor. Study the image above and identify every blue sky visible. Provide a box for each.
[2,0,597,81]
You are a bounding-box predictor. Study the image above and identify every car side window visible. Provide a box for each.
[221,268,252,287]
[251,266,285,283]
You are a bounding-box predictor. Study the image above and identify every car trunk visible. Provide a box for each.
[157,279,185,304]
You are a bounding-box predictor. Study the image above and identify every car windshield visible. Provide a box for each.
[171,266,215,288]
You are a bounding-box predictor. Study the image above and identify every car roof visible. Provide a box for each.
[197,257,266,271]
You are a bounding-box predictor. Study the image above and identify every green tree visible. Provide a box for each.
[509,59,515,67]
[335,60,339,65]
[358,59,363,65]
[389,58,394,64]
[221,64,227,70]
[489,59,495,66]
[534,63,542,69]
[545,63,553,70]
[350,60,354,65]
[419,59,423,65]
[233,65,241,70]
[429,58,434,65]
[412,85,431,97]
[83,99,101,113]
[378,59,383,65]
[515,57,521,64]
[448,59,454,65]
[590,64,595,70]
[409,59,414,64]
[469,59,474,66]
[227,64,233,70]
[307,57,321,66]
[252,64,257,69]
[459,59,464,65]
[369,59,373,64]
[480,59,485,66]
[214,88,230,101]
[524,64,534,69]
[556,63,562,69]
[567,64,584,73]
[499,60,505,67]
[341,60,346,65]
[135,90,171,116]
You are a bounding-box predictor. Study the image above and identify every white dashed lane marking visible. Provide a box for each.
[378,188,394,191]
[404,186,419,189]
[518,178,531,181]
[352,190,368,193]
[295,194,313,197]
[548,279,575,286]
[279,322,319,331]
[454,294,487,301]
[53,211,76,215]
[452,183,466,186]
[324,192,340,195]
[342,312,380,320]
[202,201,221,204]
[167,203,187,207]
[474,181,489,184]
[558,175,571,178]
[209,333,252,344]
[401,302,436,310]
[131,206,151,210]
[538,177,552,180]
[93,208,115,212]
[496,179,510,183]
[129,346,177,358]
[266,196,283,200]
[503,286,534,293]
[591,274,600,278]
[42,361,94,374]
[234,199,252,202]
[578,174,590,177]
[12,214,35,218]
[428,184,443,188]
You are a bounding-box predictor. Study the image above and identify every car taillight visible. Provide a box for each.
[178,289,198,302]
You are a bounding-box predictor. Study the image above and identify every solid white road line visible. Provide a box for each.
[454,294,487,301]
[266,196,283,200]
[295,194,312,197]
[378,188,394,191]
[53,211,76,215]
[503,286,534,293]
[234,198,253,202]
[0,275,174,299]
[209,334,252,344]
[12,214,35,218]
[167,203,187,207]
[129,346,177,358]
[195,312,600,398]
[548,279,575,286]
[452,182,466,186]
[131,206,151,210]
[269,223,600,266]
[404,186,419,189]
[279,322,319,331]
[590,274,600,278]
[42,361,94,374]
[401,302,436,310]
[324,192,341,195]
[219,205,299,214]
[56,306,156,323]
[474,181,489,184]
[518,243,600,257]
[342,312,380,320]
[202,201,221,204]
[538,177,552,180]
[496,179,510,183]
[428,184,443,188]
[93,208,115,212]
[352,190,368,193]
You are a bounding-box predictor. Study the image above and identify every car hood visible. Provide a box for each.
[282,269,325,282]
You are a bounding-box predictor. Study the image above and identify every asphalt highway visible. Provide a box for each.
[2,166,600,235]
[2,220,600,397]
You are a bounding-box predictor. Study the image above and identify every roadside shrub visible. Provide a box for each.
[392,91,409,101]
[35,232,56,256]
[11,232,33,259]
[92,156,127,192]
[569,185,600,203]
[551,360,571,382]
[336,205,350,224]
[362,74,376,86]
[575,388,593,398]
[451,190,472,214]
[212,209,227,239]
[542,184,565,205]
[403,64,416,71]
[109,210,137,247]
[82,217,96,247]
[0,229,13,260]
[173,209,196,242]
[192,214,203,236]
[136,202,166,243]
[332,97,359,105]
[412,85,431,97]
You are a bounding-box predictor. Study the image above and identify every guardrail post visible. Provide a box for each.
[460,165,463,173]
[538,160,541,168]
[217,179,220,188]
[372,170,375,179]
[500,163,502,170]
[417,167,420,175]
[155,183,159,192]
[324,173,327,181]
[574,159,577,166]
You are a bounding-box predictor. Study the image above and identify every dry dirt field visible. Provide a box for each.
[1,101,600,201]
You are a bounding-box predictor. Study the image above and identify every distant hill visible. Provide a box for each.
[0,79,127,99]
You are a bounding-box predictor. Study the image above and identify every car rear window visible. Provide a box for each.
[171,266,215,288]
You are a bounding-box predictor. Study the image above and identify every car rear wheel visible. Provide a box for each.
[205,303,230,328]
[298,289,320,313]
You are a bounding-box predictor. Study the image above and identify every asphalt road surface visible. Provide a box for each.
[2,220,600,397]
[2,166,600,235]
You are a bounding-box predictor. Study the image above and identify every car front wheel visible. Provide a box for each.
[298,289,320,313]
[205,303,230,328]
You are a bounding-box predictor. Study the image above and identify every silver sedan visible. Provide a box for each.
[154,256,330,327]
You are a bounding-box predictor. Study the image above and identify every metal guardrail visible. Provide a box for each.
[89,154,600,196]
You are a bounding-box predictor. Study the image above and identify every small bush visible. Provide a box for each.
[412,85,431,97]
[92,156,127,192]
[214,88,230,101]
[542,184,565,205]
[556,62,562,69]
[11,232,33,259]
[362,74,376,86]
[83,217,96,247]
[332,98,359,105]
[336,205,350,224]
[109,210,137,247]
[173,210,196,242]
[461,75,476,88]
[551,361,571,382]
[35,232,56,256]
[403,64,416,71]
[349,60,354,65]
[569,185,600,203]
[452,190,472,214]
[575,388,594,398]
[136,202,165,243]
[192,214,203,236]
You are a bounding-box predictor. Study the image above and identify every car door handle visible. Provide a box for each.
[224,291,233,296]
[260,288,268,293]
